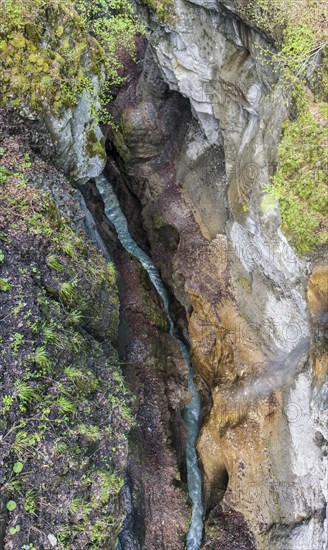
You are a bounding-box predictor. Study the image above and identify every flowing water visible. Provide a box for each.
[96,174,204,549]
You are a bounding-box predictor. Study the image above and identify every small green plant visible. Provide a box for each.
[34,346,51,371]
[0,278,12,291]
[55,440,68,454]
[121,403,135,425]
[65,308,83,326]
[67,332,83,352]
[0,248,4,262]
[13,461,24,474]
[107,262,117,283]
[43,326,58,343]
[2,394,14,414]
[6,500,17,511]
[15,382,38,404]
[11,332,24,354]
[90,519,108,545]
[9,524,20,535]
[143,0,174,22]
[59,279,77,302]
[0,165,13,184]
[23,492,36,514]
[0,230,10,244]
[78,423,101,441]
[68,496,84,514]
[13,430,37,455]
[21,154,31,169]
[47,254,64,272]
[96,471,124,504]
[11,301,25,317]
[64,366,81,380]
[56,396,76,415]
[62,240,75,257]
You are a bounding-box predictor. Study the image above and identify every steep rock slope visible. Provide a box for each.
[0,113,132,549]
[104,1,328,547]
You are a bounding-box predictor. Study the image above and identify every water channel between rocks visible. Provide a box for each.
[95,173,204,550]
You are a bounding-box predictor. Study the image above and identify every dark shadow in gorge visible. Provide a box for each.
[80,180,191,549]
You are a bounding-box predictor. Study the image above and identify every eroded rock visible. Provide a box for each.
[103,1,328,545]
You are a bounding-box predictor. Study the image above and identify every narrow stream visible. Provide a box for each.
[95,174,204,550]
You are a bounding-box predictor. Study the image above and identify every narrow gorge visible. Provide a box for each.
[0,1,327,549]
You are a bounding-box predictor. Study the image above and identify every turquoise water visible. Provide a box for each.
[96,174,204,549]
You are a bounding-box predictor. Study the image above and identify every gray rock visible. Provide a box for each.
[43,74,105,185]
[117,0,328,547]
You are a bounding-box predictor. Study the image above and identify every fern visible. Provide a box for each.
[47,255,64,272]
[16,382,38,403]
[56,396,76,414]
[34,346,51,370]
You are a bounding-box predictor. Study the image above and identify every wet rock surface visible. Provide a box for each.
[81,182,191,549]
[103,2,328,546]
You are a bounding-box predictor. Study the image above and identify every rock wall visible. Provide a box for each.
[42,77,106,186]
[29,56,106,186]
[10,1,108,186]
[103,1,328,547]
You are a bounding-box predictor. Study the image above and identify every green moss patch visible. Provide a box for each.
[85,129,107,160]
[267,93,328,254]
[143,0,174,23]
[0,0,101,113]
[0,0,142,118]
[237,1,327,254]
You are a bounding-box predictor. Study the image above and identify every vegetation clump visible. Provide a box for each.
[0,0,142,117]
[238,0,327,254]
[267,92,327,254]
[143,0,174,23]
[0,123,134,548]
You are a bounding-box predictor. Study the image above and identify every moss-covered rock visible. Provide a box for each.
[85,129,107,161]
[0,0,143,185]
[0,0,104,114]
[267,91,328,254]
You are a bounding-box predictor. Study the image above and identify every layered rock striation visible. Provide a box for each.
[103,1,328,547]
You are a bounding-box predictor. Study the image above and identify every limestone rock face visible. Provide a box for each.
[43,73,106,185]
[104,2,327,548]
